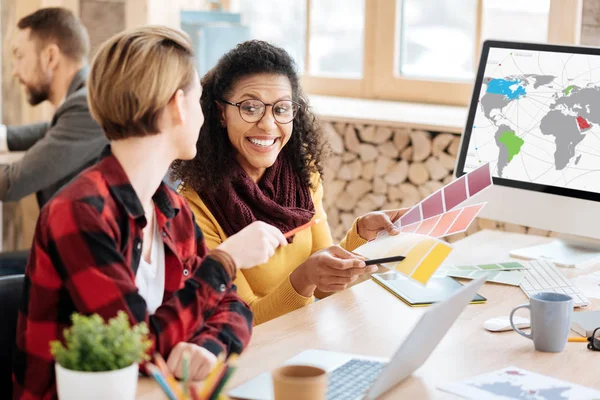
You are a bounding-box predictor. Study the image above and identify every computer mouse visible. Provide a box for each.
[484,316,530,332]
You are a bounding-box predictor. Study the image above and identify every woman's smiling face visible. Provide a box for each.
[220,73,294,182]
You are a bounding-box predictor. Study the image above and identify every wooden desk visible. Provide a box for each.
[137,230,600,399]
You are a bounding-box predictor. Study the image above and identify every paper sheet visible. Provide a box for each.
[438,366,600,400]
[570,272,600,299]
[354,233,452,285]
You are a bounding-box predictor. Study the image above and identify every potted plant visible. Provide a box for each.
[50,311,152,400]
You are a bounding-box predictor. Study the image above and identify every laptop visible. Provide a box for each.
[229,275,487,400]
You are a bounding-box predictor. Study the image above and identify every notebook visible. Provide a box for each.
[571,310,600,337]
[372,272,486,307]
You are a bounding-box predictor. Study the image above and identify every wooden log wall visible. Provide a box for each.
[320,121,557,243]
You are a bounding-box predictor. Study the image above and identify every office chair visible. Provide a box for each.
[0,275,24,397]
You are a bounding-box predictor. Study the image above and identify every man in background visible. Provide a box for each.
[0,8,107,274]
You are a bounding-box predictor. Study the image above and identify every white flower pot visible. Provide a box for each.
[55,362,139,400]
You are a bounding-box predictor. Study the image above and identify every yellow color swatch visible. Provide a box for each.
[409,242,453,285]
[394,238,437,276]
[354,232,453,285]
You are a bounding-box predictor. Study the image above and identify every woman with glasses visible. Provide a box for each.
[172,40,405,325]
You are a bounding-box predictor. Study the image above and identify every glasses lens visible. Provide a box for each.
[239,100,266,122]
[273,101,298,124]
[593,327,600,350]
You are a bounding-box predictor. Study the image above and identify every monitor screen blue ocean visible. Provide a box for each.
[462,44,600,196]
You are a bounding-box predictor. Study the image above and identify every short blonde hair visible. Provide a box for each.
[88,26,196,140]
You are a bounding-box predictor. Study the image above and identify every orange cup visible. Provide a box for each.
[272,365,328,400]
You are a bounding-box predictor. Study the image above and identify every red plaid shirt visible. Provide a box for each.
[13,149,252,399]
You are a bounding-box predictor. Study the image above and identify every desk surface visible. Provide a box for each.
[136,230,600,399]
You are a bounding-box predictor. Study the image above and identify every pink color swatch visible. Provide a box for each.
[421,191,444,219]
[401,207,421,226]
[467,163,492,197]
[429,209,462,237]
[415,214,442,235]
[401,222,420,233]
[445,203,486,235]
[444,177,467,211]
[391,163,492,235]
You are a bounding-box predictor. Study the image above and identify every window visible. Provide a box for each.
[229,0,365,78]
[399,0,478,81]
[309,0,365,78]
[398,0,551,82]
[215,0,581,106]
[230,0,307,73]
[482,0,550,43]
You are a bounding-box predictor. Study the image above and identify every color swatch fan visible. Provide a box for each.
[399,202,487,238]
[381,163,493,237]
[358,163,493,285]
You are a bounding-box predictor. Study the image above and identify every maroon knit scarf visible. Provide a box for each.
[199,155,315,241]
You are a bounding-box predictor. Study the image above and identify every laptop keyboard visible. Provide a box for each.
[327,359,387,400]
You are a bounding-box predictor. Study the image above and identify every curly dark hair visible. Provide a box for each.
[171,40,325,193]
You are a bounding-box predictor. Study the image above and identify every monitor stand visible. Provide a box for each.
[509,235,600,268]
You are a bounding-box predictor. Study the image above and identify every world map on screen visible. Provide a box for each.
[464,47,600,194]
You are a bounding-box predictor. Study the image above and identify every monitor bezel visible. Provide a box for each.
[455,40,600,203]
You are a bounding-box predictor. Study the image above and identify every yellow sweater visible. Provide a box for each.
[182,176,366,325]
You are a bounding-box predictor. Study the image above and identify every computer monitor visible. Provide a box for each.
[455,40,600,268]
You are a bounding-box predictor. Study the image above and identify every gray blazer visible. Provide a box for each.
[2,67,108,206]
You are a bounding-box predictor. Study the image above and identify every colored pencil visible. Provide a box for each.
[198,353,227,399]
[205,366,228,400]
[568,337,589,342]
[146,363,178,400]
[209,354,239,400]
[153,352,185,399]
[182,351,190,397]
[284,218,321,239]
[364,255,406,266]
[190,385,201,400]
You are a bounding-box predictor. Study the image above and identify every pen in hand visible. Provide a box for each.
[364,255,406,266]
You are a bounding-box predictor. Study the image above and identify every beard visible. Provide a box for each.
[23,64,52,106]
[25,81,50,106]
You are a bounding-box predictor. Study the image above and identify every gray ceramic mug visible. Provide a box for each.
[510,292,574,353]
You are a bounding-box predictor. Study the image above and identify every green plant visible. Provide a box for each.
[50,311,152,372]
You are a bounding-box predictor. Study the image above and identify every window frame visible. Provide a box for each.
[299,0,583,106]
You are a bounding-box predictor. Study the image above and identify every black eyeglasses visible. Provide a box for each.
[587,327,600,351]
[220,99,300,124]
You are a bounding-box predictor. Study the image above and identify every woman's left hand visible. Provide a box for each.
[356,208,410,241]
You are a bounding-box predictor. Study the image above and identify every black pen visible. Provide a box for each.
[364,255,406,266]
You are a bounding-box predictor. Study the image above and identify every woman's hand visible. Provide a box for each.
[356,208,410,241]
[166,342,218,382]
[290,246,377,296]
[217,221,287,269]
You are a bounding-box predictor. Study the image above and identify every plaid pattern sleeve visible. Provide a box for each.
[13,151,252,399]
[185,223,252,356]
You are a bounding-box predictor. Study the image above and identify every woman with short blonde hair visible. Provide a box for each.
[14,26,286,399]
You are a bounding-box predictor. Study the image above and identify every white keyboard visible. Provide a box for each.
[519,259,590,308]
